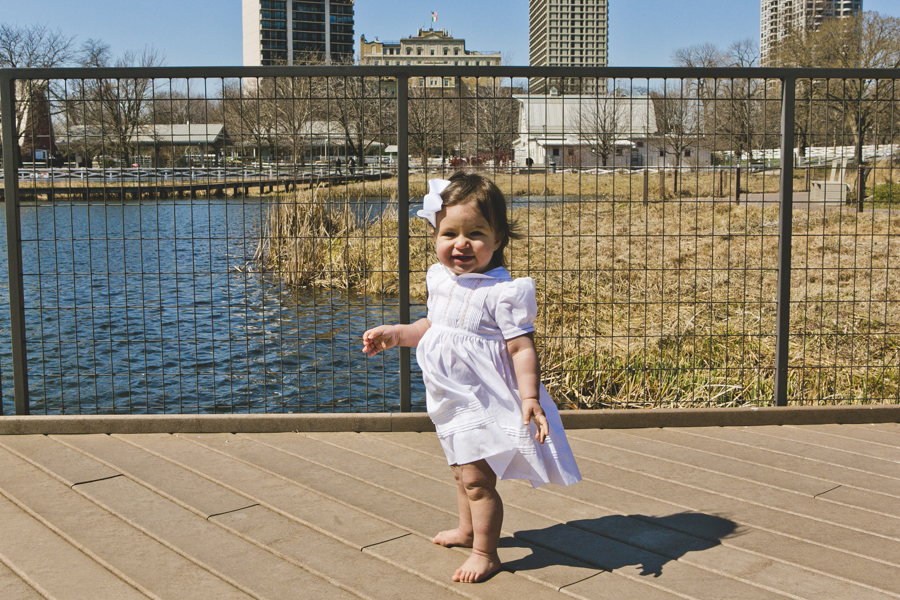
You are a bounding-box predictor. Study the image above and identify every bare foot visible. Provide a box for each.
[432,528,473,548]
[452,549,502,583]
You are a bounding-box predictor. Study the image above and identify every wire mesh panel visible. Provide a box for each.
[788,76,900,403]
[3,72,405,414]
[507,76,783,408]
[1,66,899,414]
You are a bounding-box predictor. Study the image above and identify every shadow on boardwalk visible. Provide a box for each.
[506,512,739,578]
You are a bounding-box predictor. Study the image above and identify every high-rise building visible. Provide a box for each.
[242,0,355,66]
[760,0,862,65]
[528,0,608,94]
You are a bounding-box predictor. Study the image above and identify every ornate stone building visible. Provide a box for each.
[360,28,501,88]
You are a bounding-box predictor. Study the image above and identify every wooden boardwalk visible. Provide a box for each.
[0,423,898,599]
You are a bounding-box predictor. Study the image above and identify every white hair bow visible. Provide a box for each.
[416,178,451,227]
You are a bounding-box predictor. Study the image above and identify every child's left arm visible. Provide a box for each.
[506,333,550,444]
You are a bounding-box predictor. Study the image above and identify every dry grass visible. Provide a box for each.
[256,184,900,409]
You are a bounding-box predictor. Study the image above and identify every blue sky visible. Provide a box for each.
[1,0,897,67]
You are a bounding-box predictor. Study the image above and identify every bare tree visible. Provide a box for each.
[772,11,900,165]
[224,75,321,166]
[572,95,621,167]
[652,80,701,192]
[463,82,519,166]
[75,46,165,165]
[0,24,75,162]
[328,76,394,166]
[407,86,447,167]
[671,42,725,113]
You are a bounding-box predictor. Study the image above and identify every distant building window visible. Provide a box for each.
[430,49,435,55]
[552,148,560,156]
[636,141,644,148]
[685,149,692,157]
[660,149,666,157]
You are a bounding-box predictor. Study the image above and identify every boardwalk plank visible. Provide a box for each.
[286,433,790,600]
[0,561,44,600]
[567,432,900,538]
[777,425,900,461]
[570,429,847,496]
[123,432,407,550]
[0,435,118,485]
[309,431,605,590]
[191,432,461,536]
[570,428,900,518]
[687,427,900,478]
[76,476,360,600]
[326,431,899,600]
[560,571,685,600]
[1,423,898,600]
[0,445,255,600]
[845,423,900,440]
[614,427,900,498]
[796,424,900,448]
[384,428,900,595]
[364,534,592,600]
[0,460,147,600]
[558,446,900,586]
[187,434,587,598]
[212,505,463,600]
[54,434,255,518]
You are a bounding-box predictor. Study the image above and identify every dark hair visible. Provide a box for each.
[439,170,522,269]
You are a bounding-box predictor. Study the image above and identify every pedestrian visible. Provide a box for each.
[362,171,581,584]
[348,156,356,175]
[335,157,342,174]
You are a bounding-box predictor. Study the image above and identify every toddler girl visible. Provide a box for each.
[362,171,581,583]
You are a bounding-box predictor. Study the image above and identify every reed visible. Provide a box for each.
[256,185,900,408]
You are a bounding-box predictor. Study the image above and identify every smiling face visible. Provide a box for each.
[434,202,503,276]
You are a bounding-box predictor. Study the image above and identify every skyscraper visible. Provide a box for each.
[242,0,355,66]
[760,0,862,65]
[529,0,608,94]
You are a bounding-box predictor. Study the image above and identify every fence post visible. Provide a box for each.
[397,75,412,412]
[734,165,741,204]
[1,75,30,415]
[857,165,866,213]
[643,168,649,205]
[773,77,796,408]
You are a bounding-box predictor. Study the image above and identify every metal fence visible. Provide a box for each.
[1,65,898,415]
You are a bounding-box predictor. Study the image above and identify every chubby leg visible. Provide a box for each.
[452,460,503,583]
[432,465,474,548]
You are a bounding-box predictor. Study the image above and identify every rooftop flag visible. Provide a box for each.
[431,11,438,22]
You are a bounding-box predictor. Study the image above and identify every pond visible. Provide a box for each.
[0,197,427,415]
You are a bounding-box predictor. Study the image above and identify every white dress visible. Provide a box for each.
[417,263,582,488]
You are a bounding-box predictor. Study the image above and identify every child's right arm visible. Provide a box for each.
[361,318,431,357]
